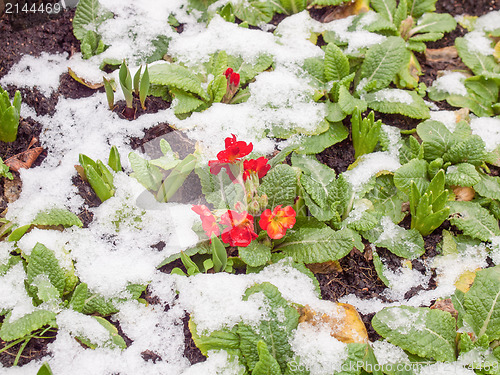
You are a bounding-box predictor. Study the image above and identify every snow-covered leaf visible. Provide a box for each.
[149,63,209,101]
[365,89,430,119]
[449,201,500,242]
[445,163,480,187]
[72,0,113,40]
[0,310,56,342]
[27,243,66,298]
[372,306,456,362]
[32,208,83,228]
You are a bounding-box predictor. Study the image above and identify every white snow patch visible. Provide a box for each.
[464,31,495,56]
[0,52,69,96]
[0,263,34,321]
[372,340,409,365]
[181,350,246,375]
[430,110,459,133]
[431,71,468,96]
[470,117,500,152]
[473,10,500,32]
[375,89,413,104]
[290,322,348,375]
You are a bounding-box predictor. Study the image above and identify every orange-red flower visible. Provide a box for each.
[220,210,257,247]
[192,205,220,237]
[243,157,271,181]
[259,205,296,239]
[224,68,240,87]
[208,134,253,177]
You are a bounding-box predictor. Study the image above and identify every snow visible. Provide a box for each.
[430,110,459,133]
[0,263,34,321]
[0,53,69,96]
[473,10,500,32]
[464,31,495,56]
[375,89,413,104]
[431,71,468,96]
[372,340,409,365]
[289,322,348,375]
[470,117,500,152]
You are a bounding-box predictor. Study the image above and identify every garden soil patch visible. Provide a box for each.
[0,0,499,370]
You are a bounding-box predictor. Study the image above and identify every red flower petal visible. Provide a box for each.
[220,210,257,247]
[258,205,296,240]
[243,157,270,181]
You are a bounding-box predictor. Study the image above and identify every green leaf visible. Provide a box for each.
[416,120,454,161]
[72,0,113,40]
[324,43,350,82]
[449,201,500,241]
[0,310,56,342]
[239,241,272,268]
[370,0,397,23]
[474,173,500,200]
[208,75,227,104]
[338,86,367,115]
[372,306,456,362]
[365,175,406,224]
[294,122,348,154]
[276,227,363,263]
[253,340,282,375]
[189,319,240,357]
[394,158,429,195]
[351,108,382,159]
[139,65,150,109]
[237,282,299,372]
[27,243,66,297]
[211,235,227,272]
[258,164,297,208]
[0,157,13,180]
[128,152,164,191]
[69,283,88,313]
[373,250,391,287]
[365,89,430,119]
[197,165,245,209]
[37,363,54,375]
[463,266,500,340]
[409,13,456,36]
[149,63,209,101]
[455,37,499,76]
[0,103,20,143]
[232,0,274,26]
[171,88,206,115]
[360,37,407,92]
[32,208,83,228]
[447,93,495,117]
[82,294,118,316]
[93,316,127,349]
[445,163,480,187]
[83,163,113,202]
[443,135,486,166]
[408,0,437,18]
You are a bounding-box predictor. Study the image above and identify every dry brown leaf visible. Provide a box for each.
[455,269,479,293]
[298,303,368,344]
[425,46,458,62]
[453,186,475,201]
[3,175,22,203]
[319,0,369,23]
[4,138,44,172]
[306,260,343,274]
[430,298,458,319]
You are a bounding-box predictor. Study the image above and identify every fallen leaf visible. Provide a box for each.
[453,186,475,201]
[68,67,104,89]
[431,298,458,319]
[425,46,458,62]
[306,260,343,274]
[4,139,44,172]
[298,303,368,344]
[455,269,479,293]
[3,175,22,203]
[319,0,369,23]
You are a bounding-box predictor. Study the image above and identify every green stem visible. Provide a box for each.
[13,337,31,366]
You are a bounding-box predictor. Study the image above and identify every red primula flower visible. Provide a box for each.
[220,210,258,247]
[208,134,253,177]
[243,157,271,181]
[259,205,296,240]
[192,205,220,237]
[224,68,233,78]
[224,68,240,87]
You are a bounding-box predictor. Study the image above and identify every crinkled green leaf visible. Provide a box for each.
[294,122,348,154]
[82,293,118,316]
[233,0,273,26]
[189,319,240,357]
[447,93,495,117]
[149,63,209,101]
[370,0,396,23]
[365,89,430,119]
[32,208,83,228]
[372,306,456,362]
[239,241,272,268]
[394,158,429,195]
[373,250,391,287]
[455,37,499,76]
[276,227,363,263]
[27,243,66,298]
[170,88,205,115]
[324,43,350,82]
[409,13,456,36]
[463,266,500,340]
[69,283,88,313]
[280,0,307,14]
[237,282,299,372]
[253,340,282,375]
[128,152,164,191]
[339,86,367,114]
[416,120,454,161]
[407,0,436,18]
[445,163,480,187]
[72,0,113,40]
[449,201,500,241]
[365,175,406,224]
[208,75,227,103]
[258,164,297,208]
[360,37,407,92]
[443,135,486,166]
[0,310,56,342]
[474,173,500,200]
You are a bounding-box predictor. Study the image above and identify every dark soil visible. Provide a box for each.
[0,0,498,370]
